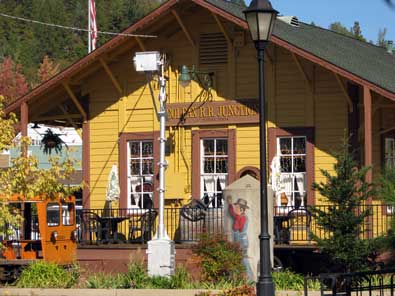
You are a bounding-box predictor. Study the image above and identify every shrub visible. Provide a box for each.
[193,234,246,283]
[16,261,79,288]
[273,269,320,291]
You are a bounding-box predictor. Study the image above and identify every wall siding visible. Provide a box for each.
[85,5,389,209]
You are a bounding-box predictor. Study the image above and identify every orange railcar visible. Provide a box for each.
[0,196,77,280]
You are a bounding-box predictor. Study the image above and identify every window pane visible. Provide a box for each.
[142,160,153,175]
[280,138,292,155]
[204,140,215,155]
[293,138,306,154]
[216,140,228,155]
[62,203,74,226]
[142,142,153,157]
[130,142,140,157]
[280,156,292,172]
[47,203,60,226]
[130,160,140,175]
[216,158,228,173]
[204,158,215,173]
[294,156,306,172]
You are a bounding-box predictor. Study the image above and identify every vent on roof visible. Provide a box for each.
[387,40,393,54]
[278,16,300,27]
[199,33,228,65]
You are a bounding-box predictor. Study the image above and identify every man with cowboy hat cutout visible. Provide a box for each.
[227,196,253,280]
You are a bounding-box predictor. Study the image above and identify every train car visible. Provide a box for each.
[0,196,77,281]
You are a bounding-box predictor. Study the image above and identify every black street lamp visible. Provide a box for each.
[243,1,278,296]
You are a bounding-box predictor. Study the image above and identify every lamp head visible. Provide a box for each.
[243,0,278,45]
[178,65,192,84]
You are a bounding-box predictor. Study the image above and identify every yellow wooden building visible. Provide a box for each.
[6,0,395,252]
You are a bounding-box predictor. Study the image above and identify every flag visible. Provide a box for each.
[89,0,97,52]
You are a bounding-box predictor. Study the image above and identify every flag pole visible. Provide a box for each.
[88,0,91,53]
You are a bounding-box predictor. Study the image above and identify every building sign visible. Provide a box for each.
[166,100,259,126]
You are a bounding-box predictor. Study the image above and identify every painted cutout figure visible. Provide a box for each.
[227,196,253,280]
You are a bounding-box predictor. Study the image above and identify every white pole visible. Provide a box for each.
[88,0,91,53]
[146,54,175,277]
[157,60,169,240]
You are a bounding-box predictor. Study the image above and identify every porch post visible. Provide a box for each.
[82,120,90,209]
[363,86,372,183]
[20,102,29,240]
[21,102,28,137]
[347,83,360,164]
[363,86,373,239]
[20,102,29,157]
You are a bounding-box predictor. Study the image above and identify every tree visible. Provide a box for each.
[311,140,376,272]
[329,21,366,42]
[0,95,81,247]
[0,57,29,104]
[352,21,366,42]
[37,55,60,84]
[329,22,354,38]
[377,28,388,48]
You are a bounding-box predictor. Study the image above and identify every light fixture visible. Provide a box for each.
[178,65,214,90]
[179,65,192,83]
[244,0,278,45]
[243,1,278,296]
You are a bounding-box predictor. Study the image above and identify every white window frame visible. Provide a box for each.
[200,138,228,208]
[276,136,307,209]
[127,140,154,209]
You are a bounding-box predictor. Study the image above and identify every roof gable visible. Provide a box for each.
[6,0,395,113]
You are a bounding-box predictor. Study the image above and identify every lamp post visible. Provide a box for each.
[243,1,278,296]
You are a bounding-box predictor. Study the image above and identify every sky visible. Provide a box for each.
[245,0,395,44]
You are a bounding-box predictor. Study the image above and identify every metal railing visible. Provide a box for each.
[76,207,223,245]
[304,268,395,296]
[75,204,394,245]
[273,204,395,245]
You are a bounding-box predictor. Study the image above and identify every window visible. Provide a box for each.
[268,127,314,208]
[47,203,60,226]
[276,137,306,208]
[200,139,228,208]
[128,141,154,209]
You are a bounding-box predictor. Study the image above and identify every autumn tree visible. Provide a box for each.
[0,95,81,247]
[37,55,60,84]
[0,57,29,104]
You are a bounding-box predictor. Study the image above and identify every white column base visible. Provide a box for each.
[147,238,175,277]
